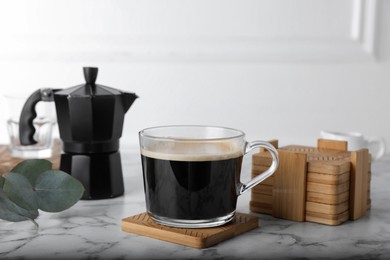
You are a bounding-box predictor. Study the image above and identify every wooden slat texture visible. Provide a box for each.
[272,150,307,221]
[317,139,348,152]
[306,211,349,226]
[306,181,349,195]
[306,201,349,215]
[252,173,274,186]
[0,142,61,175]
[308,160,350,175]
[252,165,271,173]
[252,168,274,186]
[250,142,371,225]
[307,172,350,185]
[280,145,317,154]
[259,139,279,153]
[350,149,370,220]
[282,144,350,155]
[251,192,272,204]
[367,170,371,210]
[252,153,273,166]
[121,212,258,248]
[306,191,349,205]
[252,184,273,196]
[250,201,272,215]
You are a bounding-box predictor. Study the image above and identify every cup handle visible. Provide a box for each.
[368,138,386,161]
[238,140,279,196]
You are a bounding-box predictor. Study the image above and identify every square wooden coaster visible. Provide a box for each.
[121,212,259,248]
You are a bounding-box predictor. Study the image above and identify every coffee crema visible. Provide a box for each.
[141,141,243,161]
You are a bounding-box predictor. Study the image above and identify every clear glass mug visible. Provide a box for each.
[139,125,279,228]
[2,94,56,158]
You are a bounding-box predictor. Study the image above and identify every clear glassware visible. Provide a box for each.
[139,125,279,228]
[2,94,57,158]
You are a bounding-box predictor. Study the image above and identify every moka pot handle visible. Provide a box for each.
[19,89,55,145]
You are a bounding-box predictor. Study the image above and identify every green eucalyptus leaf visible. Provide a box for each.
[3,172,38,211]
[11,159,52,186]
[35,170,85,212]
[0,177,39,222]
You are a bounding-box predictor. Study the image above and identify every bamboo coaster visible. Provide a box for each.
[250,201,272,214]
[350,149,370,220]
[251,192,272,204]
[250,140,371,226]
[306,191,349,205]
[121,212,259,249]
[252,153,274,166]
[252,184,273,196]
[306,201,349,215]
[259,139,279,153]
[272,150,307,221]
[307,160,351,175]
[307,172,350,185]
[317,139,348,152]
[251,173,274,186]
[306,181,350,195]
[306,210,349,226]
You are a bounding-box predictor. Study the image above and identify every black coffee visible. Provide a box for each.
[141,149,243,220]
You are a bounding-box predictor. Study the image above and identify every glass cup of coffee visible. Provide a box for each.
[2,94,56,158]
[139,125,279,228]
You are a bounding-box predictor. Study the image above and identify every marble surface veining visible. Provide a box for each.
[1,147,390,259]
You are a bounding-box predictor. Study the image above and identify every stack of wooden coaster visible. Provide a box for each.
[305,150,351,225]
[250,139,371,225]
[251,162,274,215]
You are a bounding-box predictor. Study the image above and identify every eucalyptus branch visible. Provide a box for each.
[0,159,85,227]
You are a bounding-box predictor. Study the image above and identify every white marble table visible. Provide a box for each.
[1,146,390,259]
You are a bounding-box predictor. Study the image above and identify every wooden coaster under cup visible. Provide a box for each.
[121,212,259,248]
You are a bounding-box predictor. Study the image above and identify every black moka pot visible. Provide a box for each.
[19,67,138,200]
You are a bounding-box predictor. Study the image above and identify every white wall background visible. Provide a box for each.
[0,0,389,150]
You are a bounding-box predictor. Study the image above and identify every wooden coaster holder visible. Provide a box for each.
[250,139,371,225]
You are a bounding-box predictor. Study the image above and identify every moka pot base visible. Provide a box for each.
[60,151,124,200]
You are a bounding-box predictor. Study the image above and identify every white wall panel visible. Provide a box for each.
[0,0,378,62]
[0,0,389,152]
